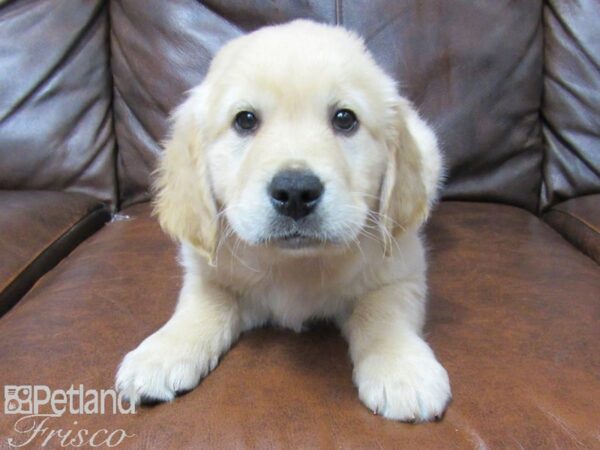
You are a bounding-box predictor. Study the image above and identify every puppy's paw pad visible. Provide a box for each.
[355,354,451,422]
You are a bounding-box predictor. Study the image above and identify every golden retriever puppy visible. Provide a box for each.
[116,19,450,422]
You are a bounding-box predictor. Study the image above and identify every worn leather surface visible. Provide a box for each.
[0,0,116,205]
[111,1,544,211]
[541,0,600,210]
[0,190,110,316]
[544,194,600,264]
[1,202,598,448]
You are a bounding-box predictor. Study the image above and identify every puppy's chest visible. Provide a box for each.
[243,272,357,331]
[227,260,374,331]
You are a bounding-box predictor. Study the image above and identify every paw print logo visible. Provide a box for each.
[4,386,33,414]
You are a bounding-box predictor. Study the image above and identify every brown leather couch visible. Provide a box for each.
[1,1,599,448]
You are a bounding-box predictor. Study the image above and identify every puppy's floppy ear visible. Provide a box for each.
[379,97,442,249]
[153,86,218,264]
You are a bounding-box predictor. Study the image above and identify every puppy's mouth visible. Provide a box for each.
[269,231,323,249]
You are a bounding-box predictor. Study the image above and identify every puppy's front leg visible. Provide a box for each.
[116,274,240,405]
[341,282,451,422]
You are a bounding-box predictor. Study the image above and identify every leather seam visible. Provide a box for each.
[537,0,547,213]
[335,0,343,25]
[547,209,600,236]
[0,203,107,294]
[0,206,110,316]
[106,0,120,212]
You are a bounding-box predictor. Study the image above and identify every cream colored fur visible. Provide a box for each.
[116,20,450,422]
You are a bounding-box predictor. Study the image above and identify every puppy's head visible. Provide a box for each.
[154,20,441,263]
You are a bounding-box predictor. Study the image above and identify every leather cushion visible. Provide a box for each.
[0,202,598,448]
[0,190,110,316]
[543,194,600,264]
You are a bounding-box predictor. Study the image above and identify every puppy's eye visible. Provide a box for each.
[332,109,358,132]
[234,111,259,132]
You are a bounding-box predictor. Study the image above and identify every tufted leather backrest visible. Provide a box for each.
[1,0,598,212]
[111,0,547,211]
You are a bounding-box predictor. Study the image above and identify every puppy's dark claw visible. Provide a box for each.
[139,396,168,408]
[175,388,193,398]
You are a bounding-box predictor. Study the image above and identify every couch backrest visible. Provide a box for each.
[345,1,546,211]
[0,0,116,205]
[110,0,335,206]
[1,0,598,212]
[541,0,600,210]
[111,0,547,211]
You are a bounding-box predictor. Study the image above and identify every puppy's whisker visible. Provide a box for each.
[352,234,367,263]
[349,191,381,201]
[334,205,391,251]
[358,228,383,245]
[318,258,325,290]
[215,206,232,219]
[214,219,238,267]
[331,220,368,262]
[226,235,260,273]
[355,208,405,253]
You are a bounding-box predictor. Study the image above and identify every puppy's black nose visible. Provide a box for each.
[268,170,324,220]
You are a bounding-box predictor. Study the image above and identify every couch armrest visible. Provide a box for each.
[0,190,111,316]
[543,194,600,264]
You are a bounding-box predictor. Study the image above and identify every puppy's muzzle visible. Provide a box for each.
[268,170,324,220]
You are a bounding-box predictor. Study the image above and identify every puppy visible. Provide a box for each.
[116,20,450,422]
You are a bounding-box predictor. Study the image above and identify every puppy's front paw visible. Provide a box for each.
[116,332,218,405]
[354,352,451,422]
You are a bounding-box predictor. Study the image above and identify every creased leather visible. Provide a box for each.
[0,202,598,448]
[0,190,109,315]
[543,194,600,263]
[340,0,544,212]
[541,0,600,210]
[0,0,116,205]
